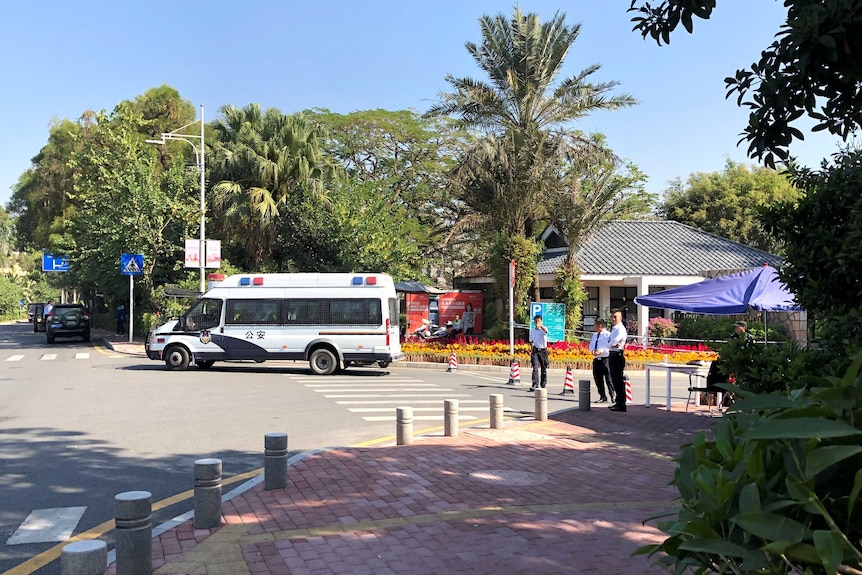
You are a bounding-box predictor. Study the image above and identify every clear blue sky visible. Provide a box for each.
[0,1,842,208]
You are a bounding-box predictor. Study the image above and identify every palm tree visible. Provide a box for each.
[208,104,338,268]
[427,8,636,136]
[427,8,637,319]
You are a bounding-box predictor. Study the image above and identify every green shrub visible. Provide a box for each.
[716,338,827,395]
[676,315,789,344]
[637,351,862,574]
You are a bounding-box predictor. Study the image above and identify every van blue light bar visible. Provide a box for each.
[351,277,363,285]
[240,277,251,286]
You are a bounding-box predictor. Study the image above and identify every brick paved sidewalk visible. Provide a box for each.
[102,405,717,575]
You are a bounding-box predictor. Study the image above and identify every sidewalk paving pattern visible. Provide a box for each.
[92,330,718,574]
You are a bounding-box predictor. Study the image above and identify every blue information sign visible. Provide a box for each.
[530,302,566,343]
[120,254,144,276]
[42,253,70,272]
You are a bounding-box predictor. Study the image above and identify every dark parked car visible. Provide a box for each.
[32,303,46,332]
[45,303,91,343]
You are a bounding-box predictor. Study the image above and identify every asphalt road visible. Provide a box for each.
[2,321,607,575]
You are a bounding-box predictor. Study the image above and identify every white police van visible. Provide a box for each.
[145,273,403,374]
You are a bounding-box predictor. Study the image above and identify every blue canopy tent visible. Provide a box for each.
[633,265,802,342]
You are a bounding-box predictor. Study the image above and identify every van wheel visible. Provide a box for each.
[165,346,190,371]
[309,348,337,375]
[378,361,390,368]
[197,360,215,369]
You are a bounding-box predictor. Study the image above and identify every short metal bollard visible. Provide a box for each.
[264,432,289,490]
[61,539,107,575]
[444,399,459,437]
[114,491,152,575]
[534,388,548,421]
[490,394,504,429]
[396,406,413,445]
[579,379,591,411]
[194,458,222,529]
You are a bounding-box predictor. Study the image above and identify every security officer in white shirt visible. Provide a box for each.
[607,310,628,411]
[588,319,614,402]
[529,314,549,391]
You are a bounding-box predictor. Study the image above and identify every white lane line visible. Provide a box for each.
[6,355,24,362]
[41,354,58,361]
[295,379,422,384]
[323,393,472,399]
[75,353,89,360]
[458,371,510,383]
[348,406,490,413]
[6,507,87,544]
[335,399,487,405]
[311,387,447,393]
[303,382,429,387]
[363,415,477,422]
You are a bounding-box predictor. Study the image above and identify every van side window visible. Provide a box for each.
[284,299,320,325]
[226,299,282,325]
[326,299,381,326]
[283,298,381,326]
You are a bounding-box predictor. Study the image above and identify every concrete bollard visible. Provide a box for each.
[535,388,548,421]
[490,394,504,429]
[194,458,222,529]
[396,406,413,445]
[61,539,107,575]
[579,379,591,411]
[114,491,152,575]
[264,432,289,490]
[444,399,459,437]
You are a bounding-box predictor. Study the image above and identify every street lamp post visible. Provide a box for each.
[146,104,207,294]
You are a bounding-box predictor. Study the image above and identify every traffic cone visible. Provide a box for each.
[625,374,634,405]
[446,350,458,372]
[559,366,575,395]
[507,359,521,385]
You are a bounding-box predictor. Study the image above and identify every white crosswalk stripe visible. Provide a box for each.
[289,373,489,422]
[2,352,121,362]
[6,507,86,544]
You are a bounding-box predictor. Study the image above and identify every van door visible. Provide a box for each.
[221,298,283,359]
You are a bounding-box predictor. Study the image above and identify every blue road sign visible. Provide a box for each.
[42,253,70,272]
[530,302,566,342]
[120,253,144,276]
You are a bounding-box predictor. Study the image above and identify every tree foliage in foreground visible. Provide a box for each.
[627,3,862,573]
[629,0,862,168]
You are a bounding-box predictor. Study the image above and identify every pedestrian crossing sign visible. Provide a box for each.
[120,253,144,276]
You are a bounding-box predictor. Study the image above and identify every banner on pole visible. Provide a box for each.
[184,239,200,268]
[509,260,516,287]
[205,240,221,269]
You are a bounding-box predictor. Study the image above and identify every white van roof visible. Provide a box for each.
[213,273,395,289]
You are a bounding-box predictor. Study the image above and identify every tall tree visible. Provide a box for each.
[68,105,198,310]
[427,7,637,320]
[208,104,337,269]
[308,109,465,280]
[659,160,802,253]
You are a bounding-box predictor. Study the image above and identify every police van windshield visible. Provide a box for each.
[180,298,222,331]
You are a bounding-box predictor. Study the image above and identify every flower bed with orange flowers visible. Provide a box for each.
[400,337,717,370]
